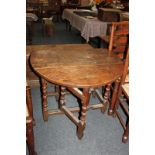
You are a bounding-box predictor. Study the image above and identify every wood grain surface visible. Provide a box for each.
[30,44,124,88]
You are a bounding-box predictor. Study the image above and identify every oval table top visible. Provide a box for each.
[30,44,124,88]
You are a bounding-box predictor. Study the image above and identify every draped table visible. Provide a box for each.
[62,9,108,42]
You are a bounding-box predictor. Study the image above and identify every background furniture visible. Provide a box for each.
[26,0,42,18]
[62,8,128,44]
[62,9,108,42]
[26,0,61,21]
[41,0,61,21]
[42,16,55,36]
[60,0,91,15]
[26,83,37,155]
[30,44,124,139]
[98,8,122,22]
[26,13,38,44]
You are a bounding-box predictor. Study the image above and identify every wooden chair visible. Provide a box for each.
[108,21,129,59]
[94,21,129,113]
[26,83,37,155]
[101,21,129,143]
[110,48,129,143]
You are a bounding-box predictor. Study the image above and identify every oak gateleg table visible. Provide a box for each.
[30,44,124,139]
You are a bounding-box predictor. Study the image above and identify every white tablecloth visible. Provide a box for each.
[62,9,108,42]
[26,13,38,22]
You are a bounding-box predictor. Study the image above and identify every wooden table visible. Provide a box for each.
[30,44,124,139]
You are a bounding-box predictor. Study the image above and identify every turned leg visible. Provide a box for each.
[77,88,90,139]
[59,86,66,109]
[122,122,129,143]
[26,120,37,155]
[108,78,121,115]
[26,86,35,125]
[101,84,111,113]
[55,85,60,102]
[41,78,48,121]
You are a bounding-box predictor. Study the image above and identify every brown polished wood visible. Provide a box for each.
[112,48,129,143]
[26,44,93,87]
[30,45,124,88]
[101,83,111,113]
[108,77,121,115]
[26,86,34,122]
[41,78,48,121]
[108,21,129,59]
[26,85,37,155]
[30,44,124,139]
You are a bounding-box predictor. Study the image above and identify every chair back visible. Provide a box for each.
[109,21,129,59]
[121,47,129,84]
[115,47,129,101]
